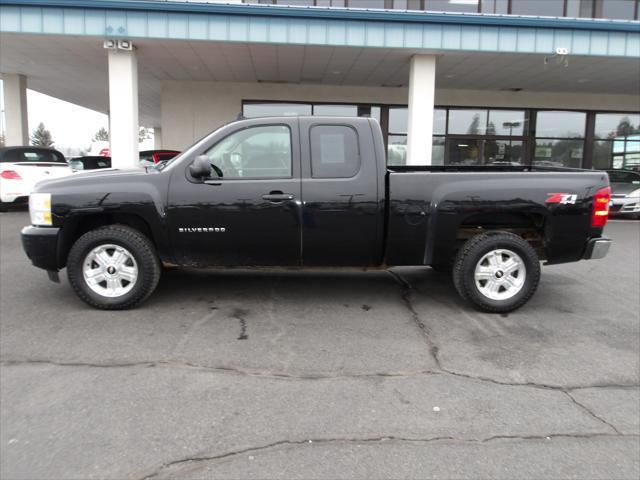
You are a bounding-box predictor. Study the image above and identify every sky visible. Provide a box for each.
[0,81,155,155]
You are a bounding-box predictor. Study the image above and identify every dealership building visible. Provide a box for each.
[1,0,639,169]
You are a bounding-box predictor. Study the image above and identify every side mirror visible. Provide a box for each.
[189,155,211,179]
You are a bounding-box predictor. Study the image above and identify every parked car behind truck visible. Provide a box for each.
[21,116,611,312]
[0,146,72,211]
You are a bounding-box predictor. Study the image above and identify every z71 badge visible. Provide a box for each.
[545,193,577,205]
[178,227,226,233]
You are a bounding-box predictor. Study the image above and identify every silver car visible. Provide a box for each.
[607,169,640,219]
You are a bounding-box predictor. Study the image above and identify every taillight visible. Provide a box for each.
[0,170,22,180]
[591,186,611,228]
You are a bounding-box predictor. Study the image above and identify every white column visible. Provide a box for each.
[406,55,436,166]
[2,74,29,146]
[108,47,139,168]
[153,127,162,149]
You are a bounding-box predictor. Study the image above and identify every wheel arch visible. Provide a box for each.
[58,212,157,269]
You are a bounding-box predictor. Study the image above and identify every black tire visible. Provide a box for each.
[453,232,540,313]
[0,201,8,212]
[67,225,161,310]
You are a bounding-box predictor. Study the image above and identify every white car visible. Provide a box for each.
[0,147,73,211]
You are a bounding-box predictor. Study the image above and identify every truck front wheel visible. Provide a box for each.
[66,225,161,309]
[453,232,540,313]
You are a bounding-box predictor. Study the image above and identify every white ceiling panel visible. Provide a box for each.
[1,33,638,127]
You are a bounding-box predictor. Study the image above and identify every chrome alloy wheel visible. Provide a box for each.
[474,248,526,301]
[82,244,138,298]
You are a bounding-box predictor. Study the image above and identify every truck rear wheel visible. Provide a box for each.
[67,225,161,310]
[453,232,540,313]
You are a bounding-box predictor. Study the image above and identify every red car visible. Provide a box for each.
[139,150,180,166]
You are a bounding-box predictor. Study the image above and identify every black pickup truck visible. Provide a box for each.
[22,116,612,312]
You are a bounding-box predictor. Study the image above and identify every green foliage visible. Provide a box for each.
[93,127,109,142]
[30,122,54,147]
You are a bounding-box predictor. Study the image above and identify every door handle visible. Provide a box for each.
[262,192,294,202]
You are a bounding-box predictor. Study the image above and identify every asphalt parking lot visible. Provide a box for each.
[1,209,639,480]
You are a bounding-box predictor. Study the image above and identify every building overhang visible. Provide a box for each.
[1,0,639,57]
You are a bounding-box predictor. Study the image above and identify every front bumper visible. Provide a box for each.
[21,225,60,271]
[610,196,640,216]
[583,237,612,260]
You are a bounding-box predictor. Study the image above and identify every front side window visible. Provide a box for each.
[203,125,292,179]
[310,125,360,178]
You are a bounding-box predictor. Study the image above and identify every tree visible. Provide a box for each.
[93,127,109,142]
[139,127,151,143]
[615,117,636,138]
[467,114,481,135]
[30,122,54,147]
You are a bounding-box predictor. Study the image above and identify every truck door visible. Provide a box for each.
[299,118,382,266]
[166,119,302,266]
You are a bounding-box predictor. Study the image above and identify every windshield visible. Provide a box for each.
[607,170,640,183]
[1,148,66,163]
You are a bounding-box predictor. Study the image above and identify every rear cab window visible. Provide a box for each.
[310,125,360,178]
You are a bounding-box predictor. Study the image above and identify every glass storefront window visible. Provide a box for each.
[488,110,526,136]
[313,104,358,116]
[425,0,480,12]
[535,111,586,138]
[347,0,386,8]
[566,0,595,17]
[389,107,408,134]
[481,0,509,13]
[448,109,488,135]
[387,135,445,166]
[434,109,446,135]
[243,103,312,117]
[594,0,637,20]
[510,0,565,16]
[432,136,445,165]
[448,138,483,165]
[389,107,445,135]
[484,140,524,165]
[387,135,407,165]
[534,139,584,168]
[594,113,640,139]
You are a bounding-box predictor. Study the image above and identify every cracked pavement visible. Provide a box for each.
[1,211,639,479]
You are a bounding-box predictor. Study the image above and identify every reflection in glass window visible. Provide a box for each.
[594,113,640,139]
[510,0,565,16]
[310,125,360,178]
[488,110,526,136]
[434,109,447,135]
[448,109,488,135]
[535,111,586,138]
[243,103,311,117]
[425,0,479,12]
[387,135,407,165]
[534,139,584,168]
[484,140,524,165]
[389,107,445,135]
[594,0,636,19]
[432,136,445,165]
[204,125,292,178]
[448,138,483,165]
[313,104,358,116]
[389,107,408,134]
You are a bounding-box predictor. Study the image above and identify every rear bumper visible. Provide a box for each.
[21,225,60,271]
[583,237,611,260]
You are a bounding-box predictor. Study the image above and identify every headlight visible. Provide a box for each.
[626,188,640,198]
[29,193,52,226]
